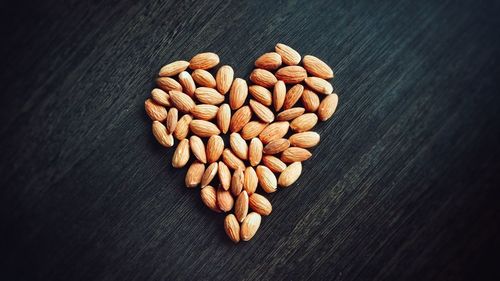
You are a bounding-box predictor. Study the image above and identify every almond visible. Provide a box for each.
[244,166,258,194]
[302,89,320,112]
[217,186,234,212]
[230,106,252,133]
[201,162,218,187]
[241,121,268,140]
[249,85,272,106]
[185,161,205,188]
[263,138,290,155]
[216,103,231,134]
[216,65,234,94]
[173,114,192,140]
[200,185,220,213]
[166,107,178,133]
[235,190,249,222]
[189,120,221,137]
[152,121,174,147]
[250,69,277,88]
[249,99,274,123]
[192,69,216,88]
[281,147,312,163]
[317,93,338,121]
[303,55,334,79]
[194,87,225,105]
[229,78,248,110]
[254,52,282,70]
[261,155,287,173]
[289,131,320,148]
[191,104,218,120]
[275,43,301,65]
[275,66,307,84]
[290,113,318,132]
[248,193,272,216]
[151,88,171,107]
[172,139,190,168]
[278,162,302,187]
[189,52,220,70]
[304,77,333,95]
[283,84,304,110]
[230,133,248,160]
[189,135,207,163]
[145,99,168,121]
[249,138,263,166]
[159,60,189,77]
[222,148,245,170]
[259,121,289,144]
[206,135,224,163]
[224,214,240,243]
[157,77,182,92]
[178,71,196,97]
[240,212,261,241]
[218,161,231,190]
[169,90,195,113]
[273,80,286,111]
[231,168,244,196]
[256,165,277,193]
[276,107,305,121]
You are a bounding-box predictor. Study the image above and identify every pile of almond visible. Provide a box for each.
[145,43,338,243]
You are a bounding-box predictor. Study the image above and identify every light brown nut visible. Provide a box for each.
[206,135,224,163]
[241,121,268,140]
[283,84,304,110]
[216,103,231,134]
[222,148,246,170]
[250,69,277,88]
[151,88,171,107]
[244,166,258,194]
[173,114,192,140]
[172,139,190,168]
[157,77,182,92]
[275,43,301,65]
[249,99,274,123]
[217,186,234,212]
[218,161,231,190]
[259,121,290,144]
[317,93,339,121]
[278,162,302,187]
[303,55,334,79]
[189,120,221,137]
[201,162,218,187]
[304,77,333,95]
[224,214,240,243]
[230,133,248,160]
[194,87,225,105]
[189,135,207,163]
[302,89,320,112]
[235,190,249,222]
[229,78,248,110]
[275,66,307,84]
[178,71,196,97]
[192,69,217,88]
[200,186,220,213]
[189,52,220,70]
[249,85,272,106]
[191,104,219,120]
[254,52,282,70]
[185,161,205,188]
[231,168,245,197]
[169,90,196,113]
[241,212,262,241]
[152,121,174,147]
[256,165,277,193]
[216,65,234,95]
[273,80,286,111]
[166,107,178,134]
[249,138,263,166]
[276,107,305,121]
[263,138,290,155]
[290,113,318,132]
[249,193,272,216]
[145,99,168,121]
[159,60,190,77]
[230,106,252,133]
[261,155,287,173]
[281,147,312,163]
[289,132,320,148]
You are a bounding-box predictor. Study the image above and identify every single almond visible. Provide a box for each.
[191,104,218,120]
[289,131,320,148]
[275,66,307,84]
[250,69,278,88]
[234,190,249,222]
[169,90,195,113]
[261,155,287,173]
[152,121,174,147]
[244,166,258,194]
[201,162,218,187]
[303,55,334,79]
[263,138,290,155]
[317,93,338,121]
[216,103,231,134]
[166,107,178,133]
[276,107,305,121]
[151,88,171,107]
[189,52,220,70]
[240,212,262,241]
[273,80,286,111]
[178,71,196,96]
[256,165,277,193]
[249,138,263,166]
[230,133,248,160]
[159,60,190,77]
[249,193,272,216]
[259,121,290,144]
[290,113,318,132]
[200,185,220,213]
[157,77,182,92]
[217,186,234,212]
[249,85,272,106]
[224,214,240,243]
[189,120,221,137]
[283,84,304,110]
[185,161,205,188]
[218,161,231,190]
[275,43,301,65]
[206,135,224,163]
[254,52,282,70]
[302,89,320,112]
[192,69,217,88]
[241,121,268,140]
[278,162,302,187]
[189,135,207,163]
[281,147,312,163]
[172,139,190,168]
[231,168,245,197]
[173,114,192,140]
[216,65,234,95]
[222,148,245,170]
[229,78,248,110]
[230,106,252,133]
[145,99,168,121]
[249,99,275,123]
[304,77,333,95]
[194,87,225,105]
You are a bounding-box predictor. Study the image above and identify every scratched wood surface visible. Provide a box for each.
[1,0,499,280]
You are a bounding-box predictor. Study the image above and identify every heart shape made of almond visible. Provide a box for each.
[145,43,339,243]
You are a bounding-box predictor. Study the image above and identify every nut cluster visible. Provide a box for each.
[145,43,339,243]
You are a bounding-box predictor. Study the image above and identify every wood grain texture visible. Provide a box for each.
[1,0,500,280]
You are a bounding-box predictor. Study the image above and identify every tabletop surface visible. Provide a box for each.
[1,0,499,280]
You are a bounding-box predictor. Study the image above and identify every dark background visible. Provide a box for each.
[1,0,499,280]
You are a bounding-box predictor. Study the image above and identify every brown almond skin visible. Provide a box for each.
[201,162,218,187]
[216,103,231,134]
[263,138,290,155]
[166,107,178,133]
[169,90,196,113]
[218,161,232,190]
[254,52,282,70]
[244,166,258,194]
[273,80,286,111]
[249,85,272,106]
[151,88,171,107]
[192,69,216,88]
[249,138,263,166]
[190,120,221,137]
[152,121,174,147]
[145,99,168,122]
[241,212,262,241]
[275,43,301,65]
[185,161,205,188]
[200,185,220,213]
[157,77,183,92]
[229,78,248,110]
[189,135,207,163]
[217,186,234,212]
[173,114,192,140]
[172,139,190,168]
[249,193,272,216]
[241,121,268,140]
[283,84,304,110]
[230,133,248,160]
[206,135,224,163]
[224,214,240,243]
[250,69,278,88]
[275,66,307,84]
[281,147,312,163]
[302,89,320,112]
[191,104,219,120]
[277,107,306,121]
[194,87,225,105]
[178,71,196,97]
[289,131,321,148]
[231,168,245,197]
[304,77,333,95]
[290,113,318,132]
[256,165,277,193]
[249,99,275,123]
[222,148,245,170]
[278,161,302,187]
[259,121,289,144]
[230,106,252,133]
[303,55,334,79]
[235,191,249,222]
[189,52,220,70]
[216,65,234,95]
[261,155,287,173]
[317,93,339,121]
[159,60,190,77]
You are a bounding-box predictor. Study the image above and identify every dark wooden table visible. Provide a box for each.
[1,0,499,280]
